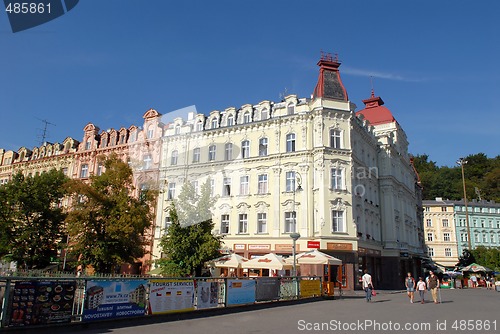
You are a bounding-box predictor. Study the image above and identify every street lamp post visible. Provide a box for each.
[290,232,301,277]
[457,158,472,250]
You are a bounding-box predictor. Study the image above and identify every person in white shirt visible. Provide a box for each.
[416,277,427,304]
[362,269,373,302]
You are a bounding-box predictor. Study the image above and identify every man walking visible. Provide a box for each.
[427,271,440,304]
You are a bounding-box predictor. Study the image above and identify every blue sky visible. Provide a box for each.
[1,0,499,167]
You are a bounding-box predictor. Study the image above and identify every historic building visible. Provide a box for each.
[454,199,500,256]
[72,108,164,274]
[422,198,459,269]
[153,55,424,290]
[423,198,500,270]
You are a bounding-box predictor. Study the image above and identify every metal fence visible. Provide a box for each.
[0,275,325,329]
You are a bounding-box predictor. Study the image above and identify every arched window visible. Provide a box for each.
[261,108,268,120]
[243,112,251,123]
[196,120,204,131]
[211,118,218,129]
[227,114,234,126]
[175,125,181,135]
[287,103,295,115]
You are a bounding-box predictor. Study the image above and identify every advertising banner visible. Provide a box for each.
[226,279,256,306]
[255,277,280,302]
[9,280,77,327]
[196,281,219,309]
[83,280,147,321]
[148,279,195,314]
[300,279,321,298]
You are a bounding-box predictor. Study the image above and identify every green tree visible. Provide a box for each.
[0,170,68,269]
[157,179,222,276]
[66,155,156,273]
[470,246,500,271]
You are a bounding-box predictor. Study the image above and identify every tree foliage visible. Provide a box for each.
[0,170,68,269]
[412,153,500,201]
[157,180,223,277]
[456,249,476,268]
[66,155,156,273]
[470,246,500,271]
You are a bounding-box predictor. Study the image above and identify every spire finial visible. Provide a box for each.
[370,76,375,97]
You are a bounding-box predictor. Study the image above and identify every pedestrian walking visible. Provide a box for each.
[416,277,426,304]
[405,272,416,303]
[362,269,373,302]
[427,271,440,304]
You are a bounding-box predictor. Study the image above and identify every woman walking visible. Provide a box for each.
[405,272,416,303]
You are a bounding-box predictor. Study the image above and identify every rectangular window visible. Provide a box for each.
[242,140,250,158]
[286,171,296,192]
[259,138,268,156]
[332,210,344,232]
[193,148,200,163]
[164,216,172,233]
[225,143,233,160]
[223,177,231,196]
[443,233,450,242]
[258,174,268,194]
[441,207,447,212]
[80,164,88,178]
[426,219,432,227]
[143,154,152,169]
[428,248,434,257]
[210,178,215,196]
[238,214,248,234]
[286,133,295,152]
[221,214,230,234]
[257,213,267,233]
[445,248,452,257]
[427,233,433,241]
[167,183,176,200]
[191,181,199,194]
[331,168,343,190]
[330,129,341,149]
[171,151,178,165]
[96,164,104,176]
[208,145,216,161]
[85,141,91,150]
[442,219,449,227]
[461,234,468,242]
[285,211,296,233]
[240,176,249,195]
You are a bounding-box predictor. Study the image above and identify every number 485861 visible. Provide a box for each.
[5,2,51,14]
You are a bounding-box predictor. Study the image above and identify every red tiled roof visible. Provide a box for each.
[355,92,395,125]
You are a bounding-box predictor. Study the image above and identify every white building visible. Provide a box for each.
[152,54,424,290]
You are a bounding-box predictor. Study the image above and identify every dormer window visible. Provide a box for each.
[147,127,154,139]
[243,112,251,123]
[211,118,218,129]
[196,120,204,131]
[261,109,268,120]
[287,103,295,115]
[227,114,234,126]
[85,140,91,150]
[175,125,181,135]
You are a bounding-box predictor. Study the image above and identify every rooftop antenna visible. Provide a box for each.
[279,87,288,101]
[36,118,56,145]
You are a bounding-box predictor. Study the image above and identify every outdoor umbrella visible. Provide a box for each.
[460,263,493,273]
[293,249,342,266]
[210,253,249,268]
[242,253,292,270]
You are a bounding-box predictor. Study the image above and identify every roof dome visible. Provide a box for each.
[355,91,395,125]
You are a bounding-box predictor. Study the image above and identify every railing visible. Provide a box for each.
[0,275,326,329]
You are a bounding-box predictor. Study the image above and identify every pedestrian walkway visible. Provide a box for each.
[6,288,497,334]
